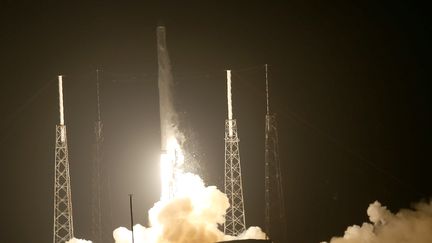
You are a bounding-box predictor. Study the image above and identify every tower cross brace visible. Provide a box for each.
[224,70,246,236]
[53,126,74,243]
[224,119,246,236]
[53,75,74,243]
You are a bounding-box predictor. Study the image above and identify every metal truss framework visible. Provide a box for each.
[224,119,246,236]
[91,120,103,243]
[264,114,287,243]
[91,69,106,243]
[53,125,74,243]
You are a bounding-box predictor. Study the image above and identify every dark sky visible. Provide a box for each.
[0,1,431,243]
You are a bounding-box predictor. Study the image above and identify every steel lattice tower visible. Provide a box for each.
[53,75,74,243]
[91,69,103,243]
[264,64,287,243]
[224,70,246,236]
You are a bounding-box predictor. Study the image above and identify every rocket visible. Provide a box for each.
[157,25,176,151]
[157,26,181,200]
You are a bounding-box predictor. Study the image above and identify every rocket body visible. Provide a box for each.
[157,26,176,151]
[157,26,183,200]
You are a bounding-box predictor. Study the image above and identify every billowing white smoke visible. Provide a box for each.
[137,26,266,243]
[66,238,92,243]
[113,173,266,243]
[324,200,432,243]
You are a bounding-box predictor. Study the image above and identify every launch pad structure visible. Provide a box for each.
[49,28,283,243]
[53,75,74,243]
[224,70,247,236]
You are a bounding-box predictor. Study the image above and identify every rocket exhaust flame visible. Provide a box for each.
[159,137,185,201]
[58,40,431,243]
[113,171,266,243]
[159,153,172,202]
[111,26,267,243]
[157,26,182,201]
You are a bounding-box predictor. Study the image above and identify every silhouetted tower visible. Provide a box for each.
[264,64,287,243]
[91,69,103,243]
[224,70,246,236]
[53,75,74,243]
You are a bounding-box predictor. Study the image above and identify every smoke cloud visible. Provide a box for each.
[118,26,265,243]
[324,200,432,243]
[113,173,266,243]
[66,238,92,243]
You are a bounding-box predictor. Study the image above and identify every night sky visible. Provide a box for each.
[1,1,431,243]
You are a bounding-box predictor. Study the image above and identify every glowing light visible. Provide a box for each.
[159,136,185,201]
[58,75,66,142]
[227,70,233,137]
[166,137,185,165]
[160,153,173,201]
[114,171,267,243]
[175,173,204,198]
[59,75,64,126]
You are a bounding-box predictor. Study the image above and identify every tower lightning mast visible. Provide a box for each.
[53,75,74,243]
[224,70,246,236]
[91,69,104,243]
[264,64,287,243]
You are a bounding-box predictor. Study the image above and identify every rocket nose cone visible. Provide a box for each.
[157,23,166,31]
